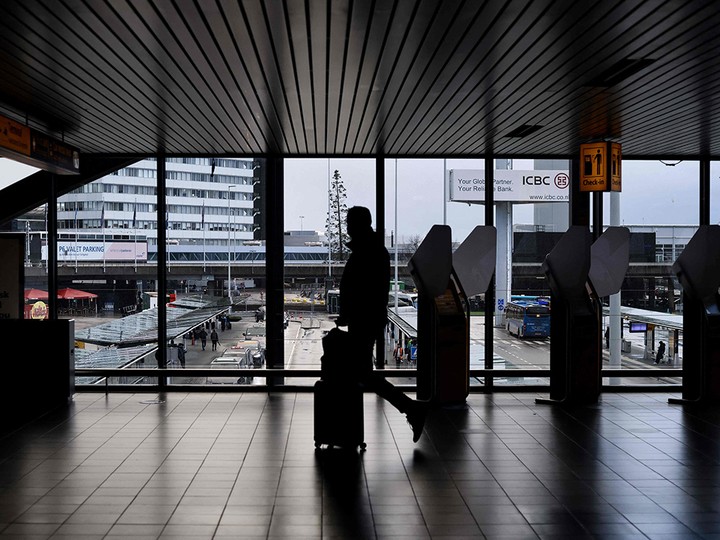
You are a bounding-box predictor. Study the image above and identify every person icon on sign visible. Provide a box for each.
[594,149,603,175]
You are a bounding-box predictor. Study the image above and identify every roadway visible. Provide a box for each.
[71,308,681,388]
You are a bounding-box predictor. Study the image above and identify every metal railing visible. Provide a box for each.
[75,367,683,393]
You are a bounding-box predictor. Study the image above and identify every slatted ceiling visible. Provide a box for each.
[157,9,243,153]
[212,16,272,153]
[80,4,164,152]
[284,2,312,154]
[2,1,720,157]
[164,7,238,151]
[357,3,411,155]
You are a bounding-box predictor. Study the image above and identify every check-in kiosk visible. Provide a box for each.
[409,225,495,405]
[408,225,496,404]
[669,225,720,404]
[537,226,629,405]
[408,225,459,404]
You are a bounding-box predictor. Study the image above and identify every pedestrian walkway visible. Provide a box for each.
[6,389,715,539]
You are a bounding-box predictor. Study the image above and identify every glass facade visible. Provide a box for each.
[10,157,705,391]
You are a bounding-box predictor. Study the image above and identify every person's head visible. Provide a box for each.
[347,206,373,238]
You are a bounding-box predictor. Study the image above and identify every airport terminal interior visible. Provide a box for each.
[2,1,720,538]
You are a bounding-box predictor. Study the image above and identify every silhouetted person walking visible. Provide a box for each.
[655,340,666,364]
[335,206,427,442]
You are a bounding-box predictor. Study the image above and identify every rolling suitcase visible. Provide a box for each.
[314,379,366,451]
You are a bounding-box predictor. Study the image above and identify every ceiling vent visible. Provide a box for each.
[505,124,543,138]
[586,58,656,87]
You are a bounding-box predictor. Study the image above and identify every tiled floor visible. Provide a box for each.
[1,391,720,539]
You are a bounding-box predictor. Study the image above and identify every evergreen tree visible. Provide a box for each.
[326,169,349,263]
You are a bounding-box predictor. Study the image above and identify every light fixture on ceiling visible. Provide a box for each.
[659,160,683,166]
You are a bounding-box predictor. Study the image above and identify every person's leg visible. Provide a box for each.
[361,371,414,413]
[351,330,427,442]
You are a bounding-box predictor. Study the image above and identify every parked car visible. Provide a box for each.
[206,356,243,384]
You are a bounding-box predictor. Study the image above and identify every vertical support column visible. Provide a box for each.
[484,156,495,390]
[569,158,589,227]
[700,158,710,226]
[592,181,604,390]
[47,175,58,319]
[592,193,603,242]
[265,156,285,386]
[494,202,511,326]
[644,330,655,362]
[609,192,622,378]
[156,156,167,387]
[375,157,386,370]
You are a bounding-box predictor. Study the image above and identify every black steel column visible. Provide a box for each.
[157,156,167,387]
[700,158,710,226]
[265,156,285,385]
[47,175,58,318]
[375,157,386,370]
[484,156,495,391]
[569,157,589,227]
[592,193,603,242]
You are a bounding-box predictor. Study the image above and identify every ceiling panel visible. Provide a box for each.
[0,0,719,159]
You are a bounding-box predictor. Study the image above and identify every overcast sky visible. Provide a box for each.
[284,158,717,242]
[2,157,716,243]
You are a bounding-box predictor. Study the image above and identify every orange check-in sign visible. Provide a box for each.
[580,142,608,191]
[580,142,621,192]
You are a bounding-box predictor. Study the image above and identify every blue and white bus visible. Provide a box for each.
[504,300,551,338]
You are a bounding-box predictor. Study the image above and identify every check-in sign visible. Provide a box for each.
[580,142,621,192]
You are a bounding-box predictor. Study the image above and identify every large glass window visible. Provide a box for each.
[283,159,376,386]
[4,155,701,392]
[600,160,697,386]
[165,157,266,388]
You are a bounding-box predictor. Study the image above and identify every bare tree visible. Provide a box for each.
[326,169,349,263]
[406,234,423,255]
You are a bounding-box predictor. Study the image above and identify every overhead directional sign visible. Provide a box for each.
[610,142,622,191]
[579,141,621,192]
[0,113,80,174]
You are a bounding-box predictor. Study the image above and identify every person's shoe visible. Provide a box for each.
[406,402,427,443]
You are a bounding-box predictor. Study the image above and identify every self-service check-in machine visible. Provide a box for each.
[669,225,720,404]
[408,225,496,405]
[537,226,629,405]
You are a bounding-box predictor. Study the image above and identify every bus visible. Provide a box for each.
[510,295,550,306]
[504,300,551,338]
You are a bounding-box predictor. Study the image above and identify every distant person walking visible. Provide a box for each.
[336,206,427,443]
[177,343,186,368]
[605,326,610,349]
[655,340,666,364]
[211,329,219,351]
[199,328,208,351]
